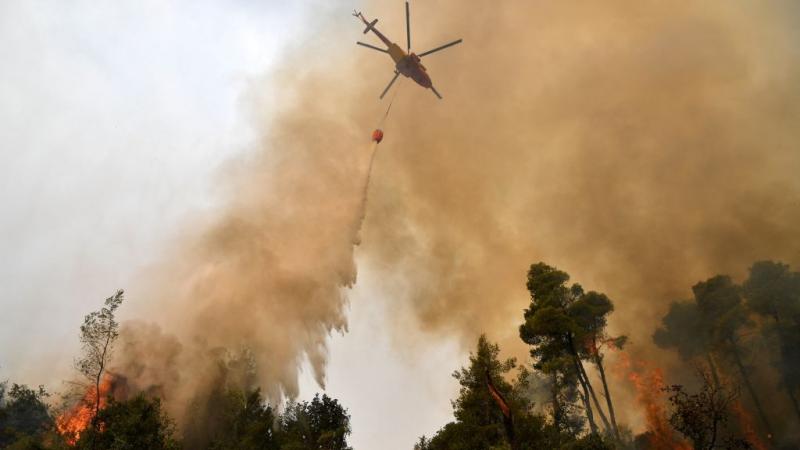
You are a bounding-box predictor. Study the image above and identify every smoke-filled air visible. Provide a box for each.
[2,1,800,449]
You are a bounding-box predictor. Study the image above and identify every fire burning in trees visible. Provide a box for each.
[612,349,691,450]
[56,375,117,445]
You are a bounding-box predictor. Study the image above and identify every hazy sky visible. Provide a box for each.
[0,1,462,448]
[0,0,294,374]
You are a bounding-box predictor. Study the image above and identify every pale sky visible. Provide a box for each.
[0,1,462,448]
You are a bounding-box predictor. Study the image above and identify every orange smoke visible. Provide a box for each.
[583,337,598,358]
[56,376,114,445]
[613,350,690,450]
[730,401,767,450]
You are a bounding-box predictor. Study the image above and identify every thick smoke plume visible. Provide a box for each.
[356,0,800,427]
[125,53,379,422]
[118,0,799,434]
[363,0,800,341]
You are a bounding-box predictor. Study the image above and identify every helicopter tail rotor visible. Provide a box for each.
[362,18,379,34]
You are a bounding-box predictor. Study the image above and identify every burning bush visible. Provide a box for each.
[55,374,124,446]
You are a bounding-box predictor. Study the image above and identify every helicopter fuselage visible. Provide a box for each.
[388,44,432,89]
[364,21,433,89]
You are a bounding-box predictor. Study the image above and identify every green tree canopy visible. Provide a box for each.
[0,383,54,448]
[520,263,622,436]
[280,394,352,450]
[424,335,531,450]
[207,388,279,450]
[421,335,608,450]
[743,260,800,423]
[654,273,772,440]
[743,260,800,321]
[75,394,178,450]
[653,300,709,360]
[452,335,517,437]
[76,290,124,425]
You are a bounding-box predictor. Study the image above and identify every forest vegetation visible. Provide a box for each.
[3,260,799,449]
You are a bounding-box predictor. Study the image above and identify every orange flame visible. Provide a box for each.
[613,350,691,450]
[56,377,114,445]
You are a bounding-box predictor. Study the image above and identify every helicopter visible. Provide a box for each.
[353,2,462,100]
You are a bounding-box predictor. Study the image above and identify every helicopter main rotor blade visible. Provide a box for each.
[418,39,463,58]
[356,41,388,53]
[380,71,401,99]
[405,1,411,51]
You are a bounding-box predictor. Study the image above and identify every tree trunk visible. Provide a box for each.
[708,406,719,450]
[706,353,721,389]
[573,359,598,434]
[504,414,519,450]
[784,378,800,424]
[551,372,562,431]
[729,340,773,439]
[567,336,598,434]
[94,372,102,419]
[575,383,598,435]
[595,353,620,439]
[90,329,112,450]
[577,357,612,433]
[774,316,800,423]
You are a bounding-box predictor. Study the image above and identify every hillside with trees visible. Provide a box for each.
[3,260,800,449]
